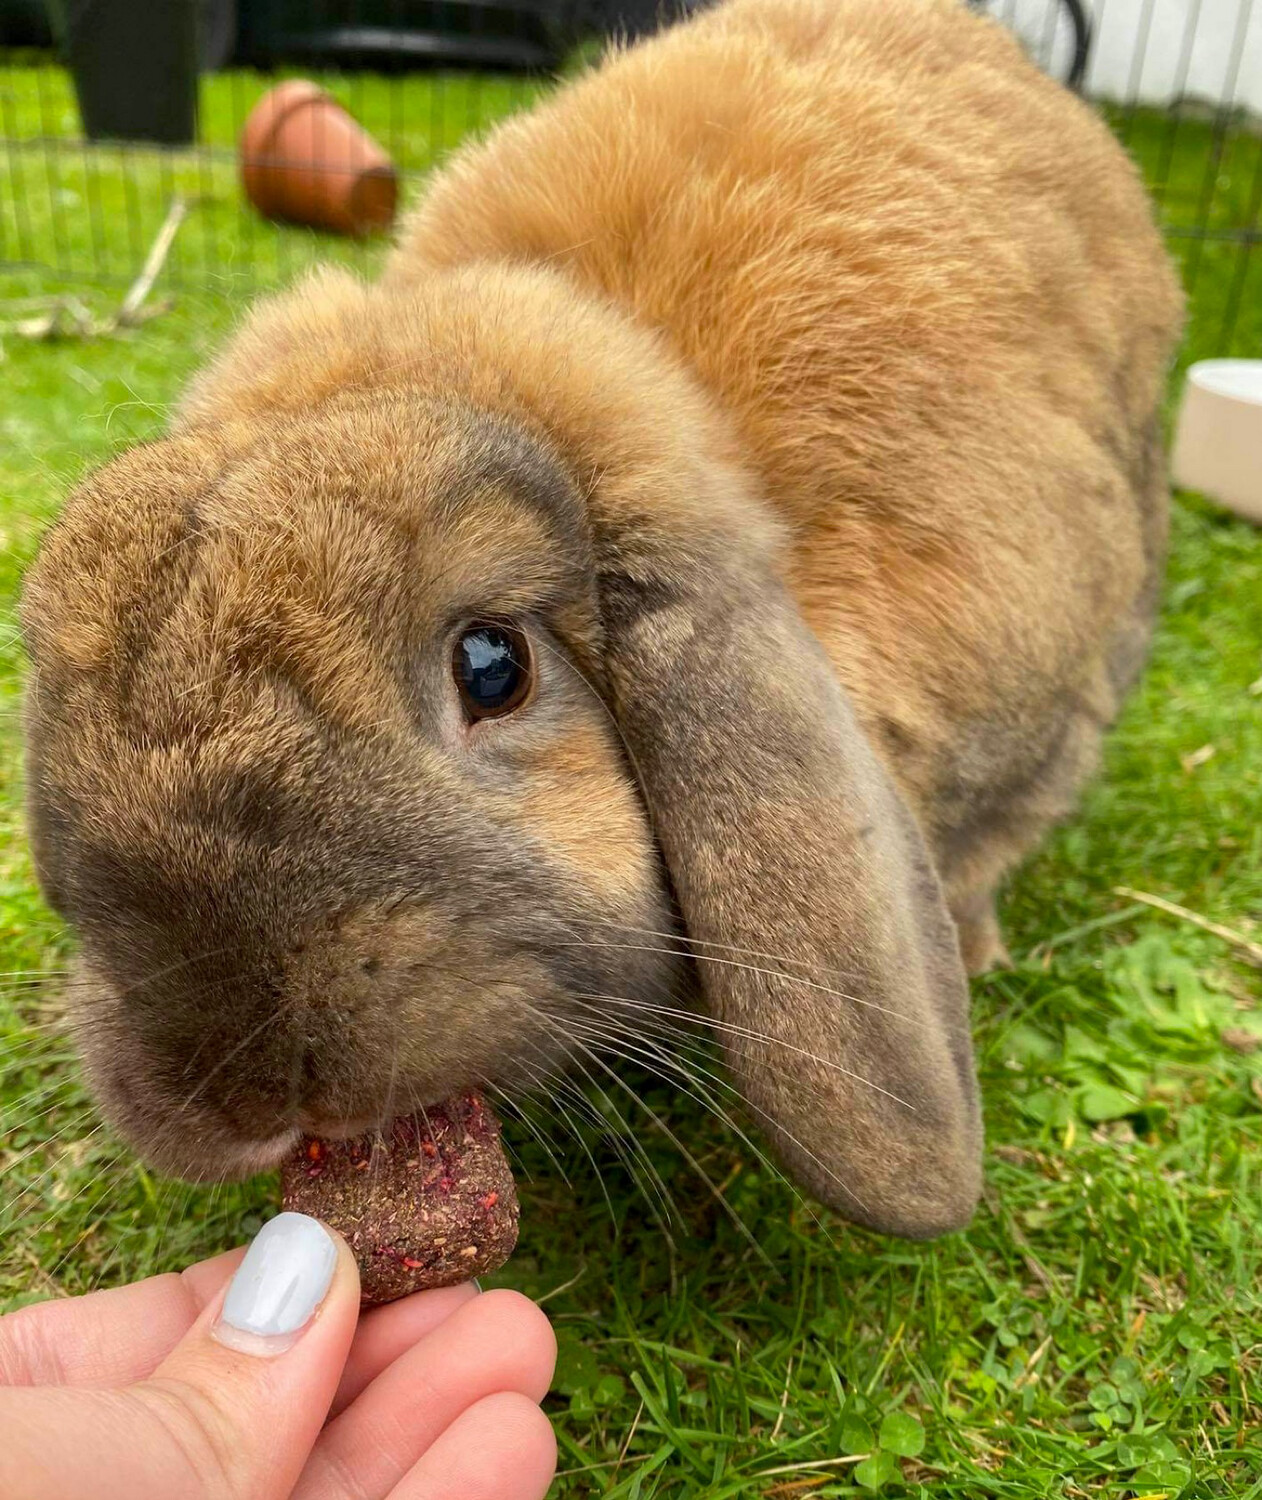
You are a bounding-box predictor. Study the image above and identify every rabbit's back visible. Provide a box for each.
[390,0,1182,951]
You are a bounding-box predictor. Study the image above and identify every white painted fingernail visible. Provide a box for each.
[212,1213,338,1357]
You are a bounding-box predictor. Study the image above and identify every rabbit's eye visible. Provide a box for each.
[454,623,533,720]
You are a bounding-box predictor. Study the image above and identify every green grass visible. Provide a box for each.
[0,60,548,291]
[3,60,1262,1498]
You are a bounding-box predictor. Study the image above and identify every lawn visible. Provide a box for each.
[3,54,1262,1499]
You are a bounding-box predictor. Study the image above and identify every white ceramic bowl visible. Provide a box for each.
[1171,360,1262,524]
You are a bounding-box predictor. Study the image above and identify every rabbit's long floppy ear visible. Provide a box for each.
[601,541,982,1239]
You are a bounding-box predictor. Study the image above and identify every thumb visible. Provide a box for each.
[130,1212,361,1500]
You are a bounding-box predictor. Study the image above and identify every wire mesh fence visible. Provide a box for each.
[0,0,1259,359]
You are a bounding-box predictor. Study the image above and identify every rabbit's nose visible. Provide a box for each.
[280,910,399,1004]
[212,1045,372,1141]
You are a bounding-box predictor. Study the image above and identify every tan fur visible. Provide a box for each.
[22,0,1181,1235]
[390,0,1181,946]
[513,722,658,906]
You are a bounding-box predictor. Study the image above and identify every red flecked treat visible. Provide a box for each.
[281,1092,519,1305]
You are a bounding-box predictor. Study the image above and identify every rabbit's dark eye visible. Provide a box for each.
[454,623,533,720]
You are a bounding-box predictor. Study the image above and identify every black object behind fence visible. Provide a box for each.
[0,0,1259,358]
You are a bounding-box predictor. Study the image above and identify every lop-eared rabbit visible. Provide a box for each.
[22,0,1182,1237]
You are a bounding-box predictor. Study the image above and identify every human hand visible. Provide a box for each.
[0,1212,556,1500]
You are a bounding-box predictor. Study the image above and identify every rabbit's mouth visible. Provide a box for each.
[57,826,681,1179]
[63,940,597,1184]
[294,1110,383,1139]
[84,1045,305,1182]
[211,1129,305,1180]
[76,1028,405,1181]
[87,1035,440,1181]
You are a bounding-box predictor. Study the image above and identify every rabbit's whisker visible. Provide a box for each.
[0,1105,99,1173]
[567,1001,844,1246]
[575,990,916,1109]
[549,1059,680,1235]
[586,917,879,986]
[1,1119,109,1221]
[494,1041,583,1192]
[558,1059,680,1246]
[528,1005,683,1240]
[17,1143,141,1279]
[369,1049,404,1201]
[555,938,915,1023]
[548,1011,765,1252]
[138,1172,196,1293]
[504,1068,628,1227]
[0,1075,82,1126]
[0,1074,87,1129]
[380,960,635,1205]
[521,1012,668,1218]
[385,931,906,1101]
[574,1011,775,1178]
[0,1033,74,1064]
[0,995,64,1015]
[102,945,246,1006]
[570,1005,816,1211]
[576,1032,764,1256]
[481,1080,548,1189]
[337,947,864,1234]
[172,982,303,1120]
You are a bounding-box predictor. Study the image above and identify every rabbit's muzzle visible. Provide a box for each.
[36,730,674,1181]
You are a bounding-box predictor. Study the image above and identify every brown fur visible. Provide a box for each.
[393,0,1181,940]
[21,0,1181,1236]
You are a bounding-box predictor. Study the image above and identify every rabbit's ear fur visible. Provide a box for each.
[602,537,981,1239]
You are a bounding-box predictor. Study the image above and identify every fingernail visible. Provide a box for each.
[212,1213,338,1357]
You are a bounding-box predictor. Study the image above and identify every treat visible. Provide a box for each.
[281,1092,518,1305]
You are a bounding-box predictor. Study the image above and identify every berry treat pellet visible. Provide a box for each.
[280,1092,519,1305]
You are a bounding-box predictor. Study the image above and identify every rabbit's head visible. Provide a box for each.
[22,266,980,1235]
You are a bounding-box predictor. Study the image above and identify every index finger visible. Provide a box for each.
[329,1282,478,1418]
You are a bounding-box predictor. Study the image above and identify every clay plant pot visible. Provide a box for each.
[240,80,397,237]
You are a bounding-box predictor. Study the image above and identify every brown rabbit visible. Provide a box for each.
[21,0,1181,1237]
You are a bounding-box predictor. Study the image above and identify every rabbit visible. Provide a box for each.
[20,0,1182,1239]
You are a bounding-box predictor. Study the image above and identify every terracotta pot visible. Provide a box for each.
[240,80,397,237]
